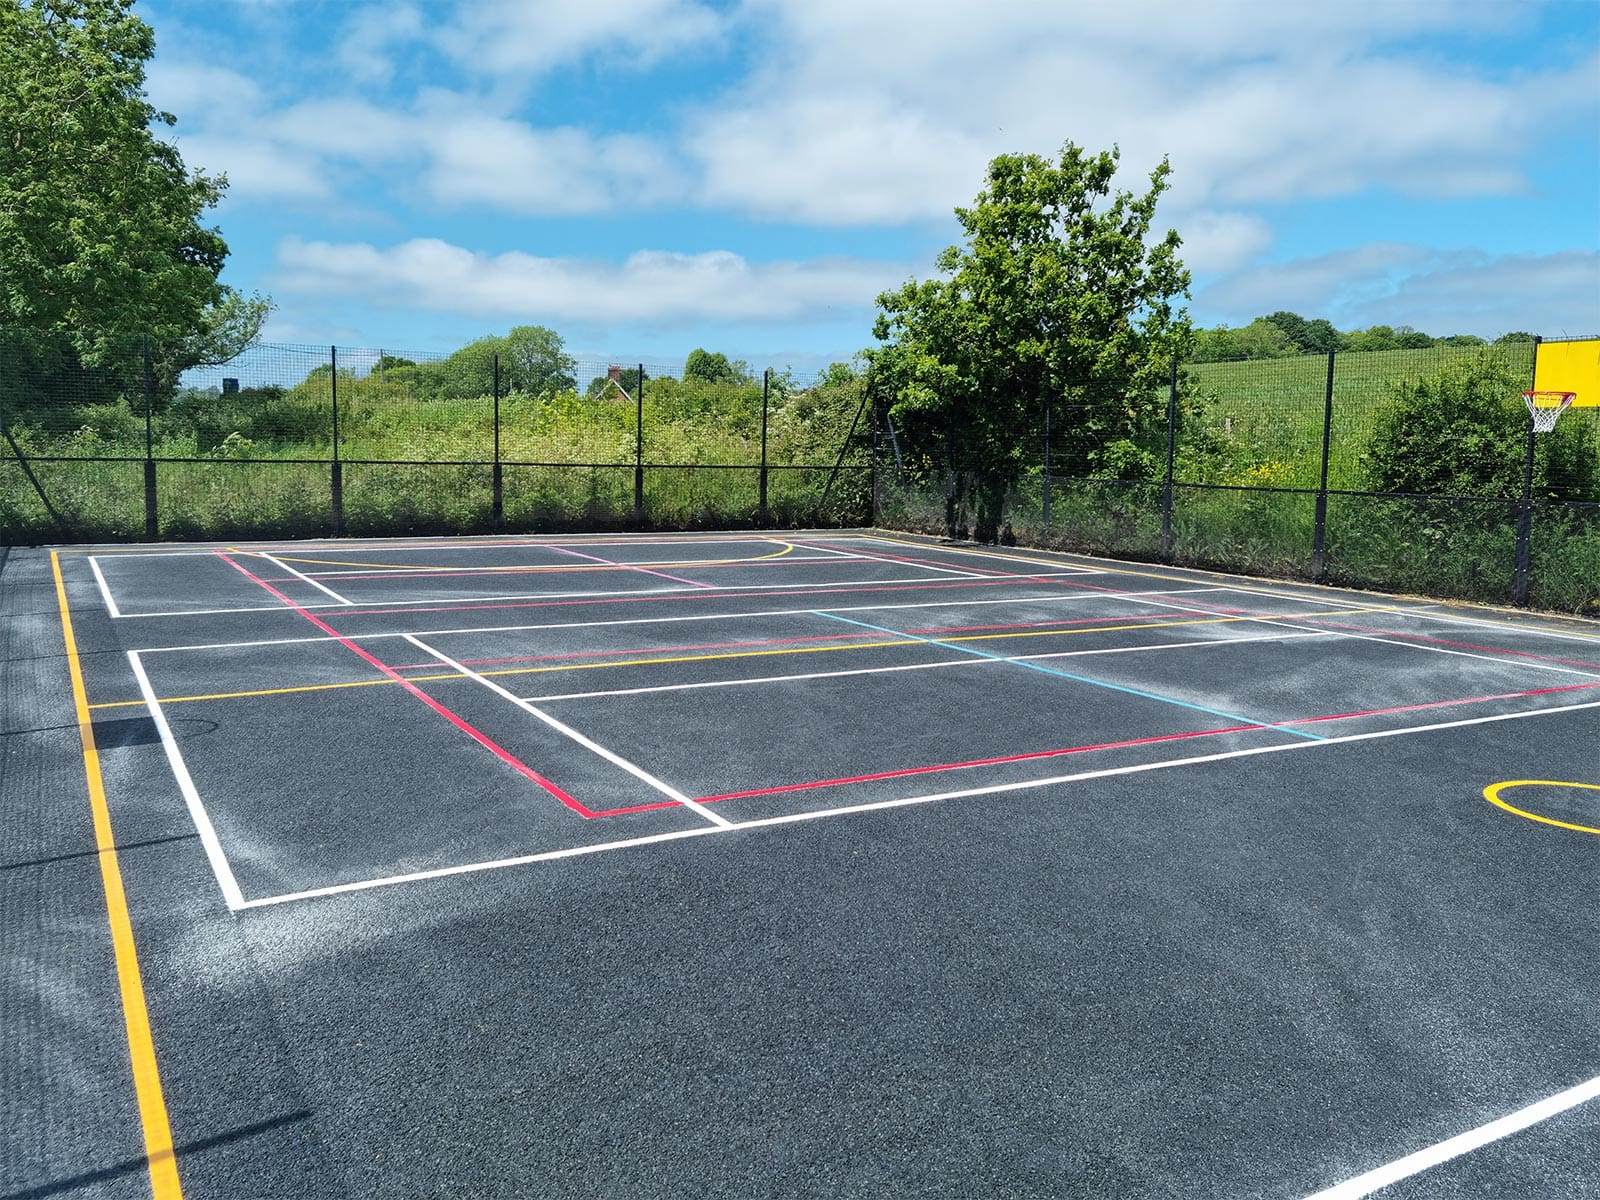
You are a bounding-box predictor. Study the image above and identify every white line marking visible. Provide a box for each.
[235,825,727,908]
[402,634,733,829]
[233,695,1600,908]
[130,587,1217,655]
[127,651,246,910]
[1300,1072,1600,1199]
[256,551,354,605]
[105,571,962,618]
[87,556,123,618]
[521,631,1332,703]
[860,535,1103,574]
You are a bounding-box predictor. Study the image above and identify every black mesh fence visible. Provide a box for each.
[0,332,873,543]
[871,338,1599,613]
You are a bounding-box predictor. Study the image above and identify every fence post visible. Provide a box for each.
[1042,391,1053,530]
[634,363,645,521]
[869,388,880,527]
[143,334,157,539]
[759,369,770,523]
[1512,337,1542,605]
[492,353,503,530]
[1161,358,1178,561]
[1311,350,1336,579]
[330,346,344,535]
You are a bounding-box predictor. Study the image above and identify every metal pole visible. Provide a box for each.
[143,334,157,538]
[1512,337,1542,605]
[1311,350,1335,579]
[330,346,343,535]
[759,369,770,522]
[634,364,645,521]
[492,353,503,531]
[1161,357,1178,562]
[1042,390,1053,530]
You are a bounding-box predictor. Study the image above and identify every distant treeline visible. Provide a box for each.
[1190,311,1534,363]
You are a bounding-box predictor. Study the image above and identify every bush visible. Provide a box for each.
[1362,350,1599,500]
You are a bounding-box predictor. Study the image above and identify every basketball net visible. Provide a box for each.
[1523,391,1575,434]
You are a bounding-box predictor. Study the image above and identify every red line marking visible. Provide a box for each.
[213,551,596,818]
[586,723,1267,816]
[1298,619,1600,672]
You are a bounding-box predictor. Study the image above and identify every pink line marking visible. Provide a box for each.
[1300,619,1600,672]
[212,551,596,818]
[384,628,889,672]
[1284,680,1600,725]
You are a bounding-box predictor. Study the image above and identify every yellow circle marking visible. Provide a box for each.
[1484,780,1600,836]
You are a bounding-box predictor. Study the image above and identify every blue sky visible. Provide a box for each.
[141,0,1600,370]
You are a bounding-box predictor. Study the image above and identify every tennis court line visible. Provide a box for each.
[233,695,1600,909]
[546,542,716,589]
[815,610,1328,741]
[522,630,1332,703]
[402,634,732,829]
[88,555,124,618]
[213,552,594,818]
[127,652,246,909]
[122,585,1225,656]
[95,609,1369,711]
[50,553,184,1199]
[254,551,353,605]
[1300,1071,1600,1199]
[100,569,968,619]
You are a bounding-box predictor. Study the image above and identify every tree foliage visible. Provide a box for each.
[1363,349,1598,501]
[684,348,735,383]
[871,142,1191,540]
[0,0,269,370]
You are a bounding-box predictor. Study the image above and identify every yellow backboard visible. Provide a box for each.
[1532,338,1600,406]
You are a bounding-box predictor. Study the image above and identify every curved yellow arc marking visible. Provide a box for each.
[1484,780,1600,835]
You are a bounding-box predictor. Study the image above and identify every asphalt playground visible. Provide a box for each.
[3,530,1598,1198]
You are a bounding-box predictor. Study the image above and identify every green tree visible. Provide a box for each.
[0,0,269,370]
[437,326,576,399]
[684,348,735,383]
[1363,349,1598,500]
[871,143,1190,540]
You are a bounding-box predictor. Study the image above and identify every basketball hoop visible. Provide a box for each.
[1523,390,1575,434]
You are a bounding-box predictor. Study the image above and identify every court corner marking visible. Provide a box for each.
[1484,779,1600,836]
[51,551,185,1199]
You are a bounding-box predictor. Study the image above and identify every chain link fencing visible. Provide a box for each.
[872,338,1600,614]
[0,333,874,543]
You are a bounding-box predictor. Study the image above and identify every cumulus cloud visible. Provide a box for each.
[439,0,725,75]
[273,238,912,324]
[1195,246,1600,337]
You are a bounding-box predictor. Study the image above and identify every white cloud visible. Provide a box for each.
[440,0,725,75]
[337,5,425,85]
[272,237,912,324]
[684,1,1596,224]
[1195,246,1600,337]
[1170,211,1274,274]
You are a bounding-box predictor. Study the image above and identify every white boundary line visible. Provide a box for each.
[87,556,123,618]
[255,551,354,605]
[402,634,733,829]
[104,569,970,619]
[520,630,1333,703]
[127,651,246,910]
[126,586,1286,655]
[1301,1071,1600,1199]
[235,695,1600,909]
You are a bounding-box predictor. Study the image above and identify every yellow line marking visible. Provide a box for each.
[1484,780,1600,835]
[90,606,1377,710]
[52,552,184,1198]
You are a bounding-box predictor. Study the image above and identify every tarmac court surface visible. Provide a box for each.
[3,531,1598,1198]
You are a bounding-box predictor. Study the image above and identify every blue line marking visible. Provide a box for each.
[814,610,1325,742]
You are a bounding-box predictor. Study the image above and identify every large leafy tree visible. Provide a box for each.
[433,326,577,400]
[871,142,1191,540]
[0,0,268,376]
